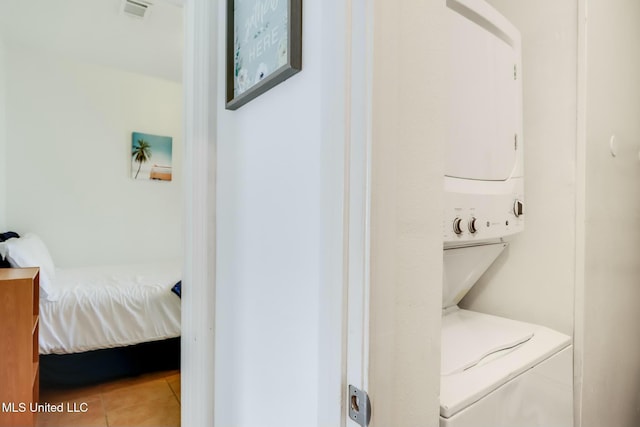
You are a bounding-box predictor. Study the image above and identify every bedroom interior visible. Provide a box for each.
[0,0,184,426]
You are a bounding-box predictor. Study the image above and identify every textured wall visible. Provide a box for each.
[580,0,640,425]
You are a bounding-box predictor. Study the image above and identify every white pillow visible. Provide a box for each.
[0,242,7,260]
[4,233,57,301]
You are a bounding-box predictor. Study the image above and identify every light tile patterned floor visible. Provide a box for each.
[36,371,180,427]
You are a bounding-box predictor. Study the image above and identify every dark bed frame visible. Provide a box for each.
[1,231,181,388]
[40,337,180,387]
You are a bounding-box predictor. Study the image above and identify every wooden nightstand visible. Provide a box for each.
[0,268,40,427]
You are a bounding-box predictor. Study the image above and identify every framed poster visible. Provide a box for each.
[131,132,173,181]
[226,0,302,110]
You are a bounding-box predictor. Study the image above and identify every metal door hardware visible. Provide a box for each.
[348,385,371,427]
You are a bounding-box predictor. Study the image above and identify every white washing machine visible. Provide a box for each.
[440,245,573,427]
[441,1,573,426]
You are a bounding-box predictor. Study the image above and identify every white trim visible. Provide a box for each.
[182,0,217,426]
[345,0,373,423]
[573,0,587,425]
[340,2,353,425]
[361,0,373,395]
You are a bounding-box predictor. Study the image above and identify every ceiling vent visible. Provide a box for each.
[121,0,153,20]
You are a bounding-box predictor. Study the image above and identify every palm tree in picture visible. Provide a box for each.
[132,139,152,179]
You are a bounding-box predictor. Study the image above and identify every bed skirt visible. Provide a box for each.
[40,337,180,387]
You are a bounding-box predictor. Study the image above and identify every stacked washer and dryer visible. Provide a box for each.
[440,0,573,426]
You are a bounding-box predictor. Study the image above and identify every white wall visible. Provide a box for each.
[578,0,640,425]
[461,0,578,336]
[4,44,182,267]
[214,1,346,426]
[0,36,6,230]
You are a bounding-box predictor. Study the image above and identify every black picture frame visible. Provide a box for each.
[226,0,302,110]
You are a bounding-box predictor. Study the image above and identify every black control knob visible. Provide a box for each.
[513,200,524,217]
[468,217,478,234]
[453,218,463,235]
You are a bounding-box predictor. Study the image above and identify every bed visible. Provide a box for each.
[0,232,182,386]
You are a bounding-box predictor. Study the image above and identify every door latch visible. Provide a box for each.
[348,385,371,427]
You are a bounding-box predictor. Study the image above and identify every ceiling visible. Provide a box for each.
[0,0,183,82]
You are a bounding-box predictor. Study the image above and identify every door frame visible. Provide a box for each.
[345,0,374,422]
[182,0,218,425]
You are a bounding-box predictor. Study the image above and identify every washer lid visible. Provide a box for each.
[440,309,571,418]
[441,308,534,376]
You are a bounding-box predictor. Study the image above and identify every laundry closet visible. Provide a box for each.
[439,0,573,425]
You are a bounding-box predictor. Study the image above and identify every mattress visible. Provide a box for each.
[39,260,181,355]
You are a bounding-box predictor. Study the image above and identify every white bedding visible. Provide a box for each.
[39,260,181,355]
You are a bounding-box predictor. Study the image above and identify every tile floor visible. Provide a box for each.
[36,370,180,427]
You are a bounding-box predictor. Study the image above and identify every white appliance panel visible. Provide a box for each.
[442,243,507,309]
[446,2,519,182]
[441,307,535,376]
[440,346,573,427]
[443,176,524,245]
[440,309,572,419]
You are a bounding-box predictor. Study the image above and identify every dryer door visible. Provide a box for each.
[446,1,520,181]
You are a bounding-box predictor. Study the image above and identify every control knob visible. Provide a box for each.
[513,200,524,217]
[468,217,478,234]
[452,218,463,235]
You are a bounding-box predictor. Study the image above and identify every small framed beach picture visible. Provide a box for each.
[225,0,302,110]
[131,132,173,181]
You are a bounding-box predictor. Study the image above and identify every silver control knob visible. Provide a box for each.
[453,218,463,235]
[468,217,478,234]
[513,200,524,217]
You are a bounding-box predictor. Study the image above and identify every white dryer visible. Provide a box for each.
[441,1,573,426]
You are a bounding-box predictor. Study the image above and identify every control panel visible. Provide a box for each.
[443,176,524,246]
